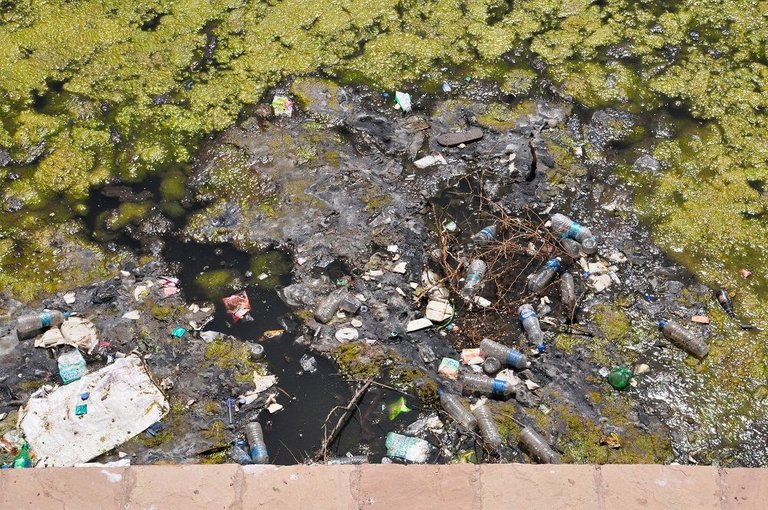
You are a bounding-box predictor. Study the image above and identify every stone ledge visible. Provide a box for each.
[1,464,764,509]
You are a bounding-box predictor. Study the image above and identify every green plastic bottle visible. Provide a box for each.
[12,443,32,468]
[607,366,632,390]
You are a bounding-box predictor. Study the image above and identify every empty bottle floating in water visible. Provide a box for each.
[472,402,502,450]
[658,320,709,359]
[520,426,561,464]
[245,422,269,464]
[16,310,68,339]
[439,390,477,432]
[716,289,736,318]
[518,304,544,352]
[471,225,497,246]
[479,338,527,369]
[461,259,487,299]
[460,372,515,399]
[528,257,561,293]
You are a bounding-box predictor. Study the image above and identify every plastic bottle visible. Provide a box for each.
[471,402,502,450]
[479,338,527,369]
[314,290,344,323]
[561,273,575,312]
[338,292,362,314]
[559,238,582,258]
[229,439,253,465]
[460,372,515,399]
[327,455,370,465]
[581,236,598,255]
[715,289,735,318]
[16,310,67,339]
[483,357,501,375]
[518,304,544,351]
[471,225,497,246]
[58,349,86,384]
[12,443,32,468]
[550,213,593,242]
[249,343,265,360]
[519,426,560,464]
[460,259,487,299]
[527,258,561,293]
[245,422,269,464]
[607,366,632,390]
[659,320,709,358]
[439,391,478,432]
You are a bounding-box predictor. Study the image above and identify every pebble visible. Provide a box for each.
[634,363,650,375]
[63,292,76,304]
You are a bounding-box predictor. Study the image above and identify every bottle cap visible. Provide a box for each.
[658,320,667,329]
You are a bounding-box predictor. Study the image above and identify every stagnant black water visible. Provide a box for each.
[85,183,413,464]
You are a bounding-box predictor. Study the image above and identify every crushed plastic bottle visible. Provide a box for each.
[12,443,32,468]
[460,259,487,299]
[229,439,253,465]
[479,338,527,369]
[607,366,632,390]
[520,426,560,464]
[561,273,576,313]
[314,289,347,323]
[528,258,561,293]
[299,353,318,373]
[245,422,269,464]
[439,391,477,432]
[715,289,736,318]
[518,304,544,351]
[16,310,68,339]
[472,402,502,450]
[460,372,515,399]
[659,320,709,359]
[559,238,582,258]
[550,213,594,243]
[471,225,497,246]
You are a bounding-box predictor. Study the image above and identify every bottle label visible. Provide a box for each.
[491,379,507,396]
[507,351,523,367]
[545,259,560,269]
[566,222,583,239]
[520,309,537,321]
[40,311,53,327]
[466,273,481,284]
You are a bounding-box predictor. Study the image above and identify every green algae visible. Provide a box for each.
[332,343,383,380]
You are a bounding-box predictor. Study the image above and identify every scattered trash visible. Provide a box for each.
[460,259,487,299]
[550,213,595,244]
[471,400,502,450]
[252,373,278,394]
[261,329,284,340]
[20,355,169,466]
[519,304,545,352]
[740,269,752,279]
[442,219,458,232]
[598,367,611,378]
[460,348,484,365]
[12,443,32,468]
[482,357,501,375]
[385,432,431,463]
[715,288,736,318]
[57,349,86,384]
[171,326,187,338]
[16,310,67,339]
[691,315,711,324]
[299,353,318,374]
[267,402,284,414]
[159,276,180,297]
[473,296,492,308]
[480,338,527,369]
[249,343,265,360]
[394,91,412,112]
[600,432,622,449]
[494,369,521,387]
[560,273,576,313]
[272,95,293,117]
[607,366,633,390]
[245,422,269,463]
[439,391,477,431]
[200,330,225,343]
[528,258,561,293]
[449,450,477,464]
[436,127,483,147]
[405,414,443,436]
[335,327,359,342]
[438,357,460,380]
[634,363,650,375]
[441,81,452,93]
[406,318,433,332]
[387,396,412,420]
[391,261,408,274]
[461,372,514,399]
[229,439,253,465]
[425,300,453,323]
[223,290,251,322]
[413,153,447,169]
[122,310,140,320]
[471,225,497,246]
[327,455,369,465]
[659,320,709,359]
[520,426,560,464]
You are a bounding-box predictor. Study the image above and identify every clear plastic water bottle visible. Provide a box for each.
[245,422,269,464]
[471,225,497,246]
[327,455,369,465]
[314,290,344,323]
[479,338,527,369]
[518,304,544,351]
[580,236,598,255]
[561,272,575,312]
[460,259,487,299]
[520,426,560,464]
[460,372,515,399]
[658,320,709,358]
[550,213,593,242]
[472,402,502,450]
[527,258,561,293]
[229,439,253,465]
[439,391,477,432]
[16,310,67,339]
[559,238,582,258]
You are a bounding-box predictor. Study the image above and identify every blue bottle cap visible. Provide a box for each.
[537,343,545,353]
[658,320,667,329]
[546,258,561,269]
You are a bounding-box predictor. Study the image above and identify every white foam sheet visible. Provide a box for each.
[20,355,169,467]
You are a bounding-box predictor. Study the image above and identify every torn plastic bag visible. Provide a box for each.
[19,355,169,467]
[222,290,251,322]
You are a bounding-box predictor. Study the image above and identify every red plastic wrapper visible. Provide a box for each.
[222,290,251,322]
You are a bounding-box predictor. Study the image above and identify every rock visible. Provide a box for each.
[633,154,661,173]
[436,127,484,147]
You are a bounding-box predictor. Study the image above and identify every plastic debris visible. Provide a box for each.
[425,300,453,323]
[461,348,484,365]
[122,310,140,320]
[171,326,187,338]
[63,292,76,304]
[261,329,284,340]
[272,95,293,117]
[222,290,251,322]
[335,327,359,342]
[438,357,460,380]
[413,153,447,169]
[600,432,621,449]
[252,373,278,394]
[385,432,431,463]
[159,276,180,297]
[57,349,86,384]
[299,353,318,374]
[12,443,32,468]
[740,268,752,279]
[607,366,632,390]
[394,91,412,112]
[691,315,710,324]
[387,396,412,420]
[20,355,169,467]
[406,318,433,332]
